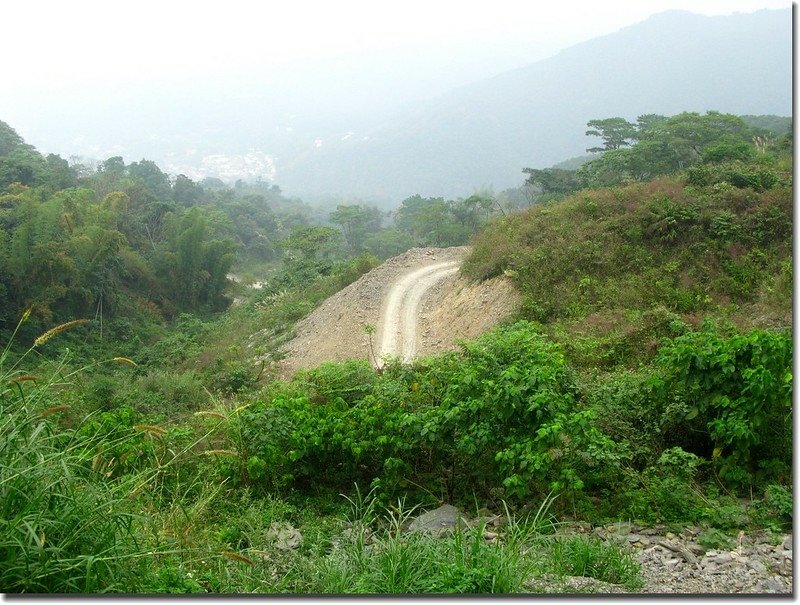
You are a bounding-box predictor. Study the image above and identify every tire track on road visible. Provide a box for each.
[377,260,460,364]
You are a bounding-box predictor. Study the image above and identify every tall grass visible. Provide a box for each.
[546,535,643,591]
[0,316,154,592]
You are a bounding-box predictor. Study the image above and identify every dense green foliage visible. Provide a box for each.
[521,111,790,201]
[655,328,792,488]
[0,121,318,333]
[0,120,500,346]
[233,324,617,501]
[459,111,792,526]
[467,163,791,370]
[226,322,790,516]
[0,108,792,594]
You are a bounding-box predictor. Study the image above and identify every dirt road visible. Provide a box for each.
[378,260,460,363]
[270,247,519,375]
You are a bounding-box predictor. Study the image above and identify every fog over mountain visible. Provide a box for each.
[4,8,791,205]
[278,8,790,202]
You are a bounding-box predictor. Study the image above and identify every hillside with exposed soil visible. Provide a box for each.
[275,247,520,375]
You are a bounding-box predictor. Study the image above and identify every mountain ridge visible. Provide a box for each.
[275,8,791,202]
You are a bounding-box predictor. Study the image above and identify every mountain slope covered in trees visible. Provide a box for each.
[276,9,790,200]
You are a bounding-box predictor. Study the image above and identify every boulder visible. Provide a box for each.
[266,522,303,551]
[408,504,467,536]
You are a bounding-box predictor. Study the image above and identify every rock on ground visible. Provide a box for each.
[569,523,792,594]
[407,504,469,536]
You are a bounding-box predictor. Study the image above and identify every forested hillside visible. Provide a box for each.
[0,119,302,325]
[0,110,792,594]
[0,120,503,348]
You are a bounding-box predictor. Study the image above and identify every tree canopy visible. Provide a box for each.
[521,111,782,199]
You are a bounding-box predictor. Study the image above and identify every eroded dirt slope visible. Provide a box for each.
[275,246,520,375]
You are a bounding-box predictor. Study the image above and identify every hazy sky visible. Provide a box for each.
[0,0,791,170]
[3,0,790,89]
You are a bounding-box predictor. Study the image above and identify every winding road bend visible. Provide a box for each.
[377,260,460,364]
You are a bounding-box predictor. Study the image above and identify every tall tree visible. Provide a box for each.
[173,174,203,205]
[128,159,172,201]
[329,204,382,253]
[522,168,583,197]
[585,118,637,153]
[281,226,342,260]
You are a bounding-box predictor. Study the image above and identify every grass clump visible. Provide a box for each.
[300,491,644,594]
[303,491,551,594]
[545,535,643,592]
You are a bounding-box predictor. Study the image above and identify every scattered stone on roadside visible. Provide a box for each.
[684,543,704,556]
[605,522,632,534]
[475,508,505,528]
[524,574,626,594]
[528,526,795,595]
[656,539,699,566]
[708,551,733,565]
[329,513,793,595]
[758,577,789,593]
[747,559,767,574]
[779,555,792,577]
[561,576,627,594]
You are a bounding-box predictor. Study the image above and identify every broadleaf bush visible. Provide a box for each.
[234,322,624,504]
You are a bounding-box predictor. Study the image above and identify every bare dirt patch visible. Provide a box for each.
[274,246,520,376]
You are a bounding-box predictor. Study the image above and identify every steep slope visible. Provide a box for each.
[274,247,519,375]
[277,9,791,200]
[377,260,461,362]
[461,164,792,370]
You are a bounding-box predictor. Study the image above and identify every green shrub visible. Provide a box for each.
[143,563,205,594]
[136,314,211,369]
[137,370,210,415]
[686,161,780,191]
[654,326,792,490]
[696,529,735,551]
[294,360,378,407]
[208,360,259,395]
[235,322,625,503]
[749,483,793,531]
[702,142,756,164]
[644,195,700,243]
[743,202,792,245]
